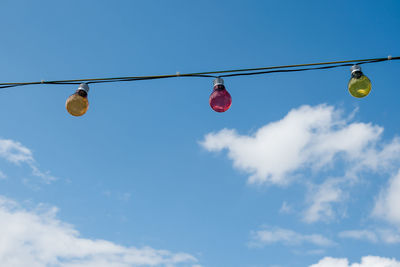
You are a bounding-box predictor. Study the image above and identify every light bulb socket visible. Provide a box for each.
[77,83,89,94]
[213,77,224,86]
[350,65,362,74]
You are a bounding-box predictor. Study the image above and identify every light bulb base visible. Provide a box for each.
[350,65,362,74]
[213,77,224,87]
[78,83,89,94]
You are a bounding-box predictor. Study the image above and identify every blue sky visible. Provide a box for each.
[0,0,399,266]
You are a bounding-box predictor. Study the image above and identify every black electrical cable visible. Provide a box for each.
[218,59,388,78]
[0,56,398,89]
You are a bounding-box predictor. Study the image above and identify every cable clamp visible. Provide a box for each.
[176,72,180,77]
[41,80,45,84]
[388,55,393,60]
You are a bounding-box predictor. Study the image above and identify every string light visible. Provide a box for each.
[348,65,372,98]
[209,78,232,112]
[0,56,398,115]
[65,83,89,116]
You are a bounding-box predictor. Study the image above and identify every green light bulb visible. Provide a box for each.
[348,65,371,98]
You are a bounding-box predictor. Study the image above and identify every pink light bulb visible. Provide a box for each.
[209,78,232,113]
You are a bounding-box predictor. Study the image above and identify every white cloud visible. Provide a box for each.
[0,196,198,267]
[0,139,33,164]
[305,249,325,255]
[279,201,292,214]
[201,104,400,223]
[373,170,400,227]
[200,104,400,185]
[0,138,55,183]
[249,227,335,247]
[304,178,345,223]
[339,230,378,243]
[310,256,400,267]
[339,229,400,244]
[378,229,400,243]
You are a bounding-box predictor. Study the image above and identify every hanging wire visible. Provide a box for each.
[0,56,398,89]
[219,59,389,78]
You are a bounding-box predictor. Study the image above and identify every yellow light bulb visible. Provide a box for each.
[65,83,89,116]
[348,65,372,98]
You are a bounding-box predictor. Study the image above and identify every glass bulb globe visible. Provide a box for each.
[348,65,372,98]
[66,83,89,116]
[209,78,232,112]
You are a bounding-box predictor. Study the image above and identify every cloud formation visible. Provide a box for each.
[373,170,400,228]
[0,196,198,267]
[310,256,400,267]
[201,104,400,223]
[339,229,400,244]
[249,227,335,247]
[0,138,55,183]
[339,230,378,243]
[303,178,345,223]
[200,104,400,185]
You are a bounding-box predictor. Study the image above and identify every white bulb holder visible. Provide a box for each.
[213,77,224,86]
[78,83,89,93]
[350,65,362,74]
